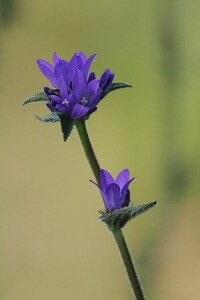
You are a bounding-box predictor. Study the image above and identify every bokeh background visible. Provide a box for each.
[0,0,200,299]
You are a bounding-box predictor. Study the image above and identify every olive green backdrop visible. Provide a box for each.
[0,0,200,299]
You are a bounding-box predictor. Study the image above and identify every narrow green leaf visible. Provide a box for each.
[35,113,60,123]
[108,82,133,93]
[22,92,48,106]
[59,115,75,142]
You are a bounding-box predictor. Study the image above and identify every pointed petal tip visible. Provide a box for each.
[53,51,58,60]
[100,169,114,190]
[100,169,111,176]
[36,59,42,66]
[121,168,129,173]
[91,52,97,58]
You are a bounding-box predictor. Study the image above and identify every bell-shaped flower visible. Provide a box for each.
[90,169,135,211]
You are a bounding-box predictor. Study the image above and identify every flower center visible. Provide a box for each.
[80,96,88,106]
[62,99,69,107]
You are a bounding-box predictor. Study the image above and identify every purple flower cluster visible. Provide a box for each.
[37,52,114,119]
[90,169,135,211]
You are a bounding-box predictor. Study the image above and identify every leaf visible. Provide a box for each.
[99,201,157,230]
[59,114,75,142]
[108,82,133,93]
[22,92,49,106]
[101,82,132,100]
[35,113,60,123]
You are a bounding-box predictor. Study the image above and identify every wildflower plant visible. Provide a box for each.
[23,51,157,300]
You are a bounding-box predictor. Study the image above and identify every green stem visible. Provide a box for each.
[76,119,101,184]
[112,229,145,300]
[75,118,145,300]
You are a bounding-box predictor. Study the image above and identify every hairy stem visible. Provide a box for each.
[76,119,100,184]
[112,229,145,300]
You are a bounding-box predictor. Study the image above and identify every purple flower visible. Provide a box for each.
[37,52,115,119]
[37,52,97,88]
[90,169,135,211]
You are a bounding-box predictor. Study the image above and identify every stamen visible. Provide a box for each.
[80,96,88,105]
[62,99,69,106]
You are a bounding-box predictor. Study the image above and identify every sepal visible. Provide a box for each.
[59,114,75,142]
[108,82,133,93]
[35,113,60,123]
[99,201,157,230]
[22,92,49,105]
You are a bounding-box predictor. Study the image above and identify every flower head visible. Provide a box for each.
[37,52,114,119]
[90,169,135,211]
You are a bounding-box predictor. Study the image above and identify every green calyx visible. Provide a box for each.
[99,201,157,230]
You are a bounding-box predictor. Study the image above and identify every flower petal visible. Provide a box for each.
[37,59,58,87]
[49,95,63,103]
[71,103,89,119]
[83,53,97,77]
[89,180,110,210]
[72,69,86,90]
[100,70,115,92]
[115,169,130,190]
[46,102,55,112]
[88,91,102,110]
[100,169,114,191]
[105,183,121,211]
[100,69,110,89]
[54,62,68,98]
[55,103,69,114]
[87,79,100,99]
[37,59,54,72]
[76,54,85,70]
[104,72,115,91]
[53,52,69,69]
[120,177,135,204]
[44,86,53,95]
[53,52,60,65]
[68,52,78,77]
[77,52,87,64]
[72,69,87,99]
[88,72,96,83]
[68,91,77,110]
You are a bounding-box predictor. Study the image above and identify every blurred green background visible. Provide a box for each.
[0,0,200,299]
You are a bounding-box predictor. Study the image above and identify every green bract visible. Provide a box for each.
[99,201,157,230]
[22,82,132,142]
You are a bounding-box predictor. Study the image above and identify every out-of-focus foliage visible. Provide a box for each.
[0,0,17,26]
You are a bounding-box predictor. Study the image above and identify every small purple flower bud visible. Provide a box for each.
[90,169,135,211]
[99,69,115,92]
